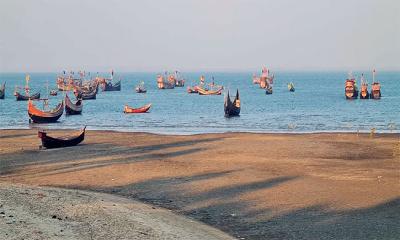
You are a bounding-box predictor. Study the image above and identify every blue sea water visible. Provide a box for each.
[0,71,399,134]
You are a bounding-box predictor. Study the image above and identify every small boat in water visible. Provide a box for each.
[265,86,273,95]
[359,74,369,99]
[28,99,64,123]
[65,94,83,115]
[198,86,223,95]
[135,81,147,93]
[157,73,175,89]
[187,86,199,93]
[124,103,152,113]
[0,82,5,99]
[174,71,185,87]
[370,70,381,99]
[15,91,40,101]
[224,89,240,117]
[101,80,121,91]
[50,90,58,96]
[38,127,86,149]
[345,72,358,99]
[74,83,98,100]
[288,82,295,92]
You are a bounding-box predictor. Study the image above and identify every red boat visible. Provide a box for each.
[123,103,152,113]
[28,99,64,123]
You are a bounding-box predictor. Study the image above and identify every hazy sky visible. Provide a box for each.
[0,0,399,72]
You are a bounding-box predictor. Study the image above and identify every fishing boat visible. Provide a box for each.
[370,70,381,99]
[224,89,240,117]
[135,81,147,93]
[288,82,295,92]
[65,94,83,115]
[157,73,175,89]
[49,90,58,96]
[101,80,121,91]
[187,86,199,93]
[359,74,369,99]
[252,74,260,84]
[259,67,274,89]
[28,99,64,123]
[265,86,273,95]
[38,127,86,149]
[123,103,151,113]
[15,75,41,101]
[0,82,5,99]
[74,83,98,100]
[15,91,41,101]
[345,72,358,99]
[198,86,223,95]
[173,71,185,87]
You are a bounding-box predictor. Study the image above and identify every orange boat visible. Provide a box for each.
[123,103,152,113]
[28,99,64,123]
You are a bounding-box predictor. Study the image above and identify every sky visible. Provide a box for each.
[0,0,399,72]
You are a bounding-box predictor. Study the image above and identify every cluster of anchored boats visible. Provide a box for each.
[345,70,381,100]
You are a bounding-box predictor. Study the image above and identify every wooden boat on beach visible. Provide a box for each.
[198,86,223,95]
[345,72,358,99]
[224,89,240,117]
[288,82,295,92]
[124,103,152,113]
[359,74,369,99]
[28,99,64,123]
[65,94,83,115]
[38,127,86,149]
[0,82,5,99]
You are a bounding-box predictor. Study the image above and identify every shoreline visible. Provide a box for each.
[1,127,399,136]
[1,129,399,239]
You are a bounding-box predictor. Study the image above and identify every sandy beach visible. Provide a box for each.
[0,129,399,239]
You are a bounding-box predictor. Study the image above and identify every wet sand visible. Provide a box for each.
[0,129,399,239]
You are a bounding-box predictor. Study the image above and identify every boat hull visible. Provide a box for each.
[28,100,64,123]
[38,128,85,149]
[16,92,40,101]
[124,104,151,113]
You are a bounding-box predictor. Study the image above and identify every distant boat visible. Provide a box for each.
[50,90,58,96]
[157,73,175,89]
[28,99,64,123]
[345,72,358,99]
[265,86,273,95]
[224,89,240,117]
[0,82,5,99]
[187,86,199,93]
[370,70,381,99]
[135,81,147,93]
[252,74,260,84]
[15,91,40,101]
[124,103,152,113]
[197,86,223,95]
[359,74,369,99]
[65,94,83,115]
[287,82,295,92]
[101,80,121,91]
[74,83,98,100]
[174,71,185,87]
[38,127,86,149]
[259,67,274,89]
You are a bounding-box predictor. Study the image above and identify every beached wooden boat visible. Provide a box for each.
[123,103,151,113]
[28,99,64,123]
[65,94,83,115]
[198,87,223,95]
[0,82,5,99]
[288,82,295,92]
[38,127,86,149]
[101,80,121,91]
[224,89,240,117]
[15,91,40,101]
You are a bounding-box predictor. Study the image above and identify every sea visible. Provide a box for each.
[0,71,399,134]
